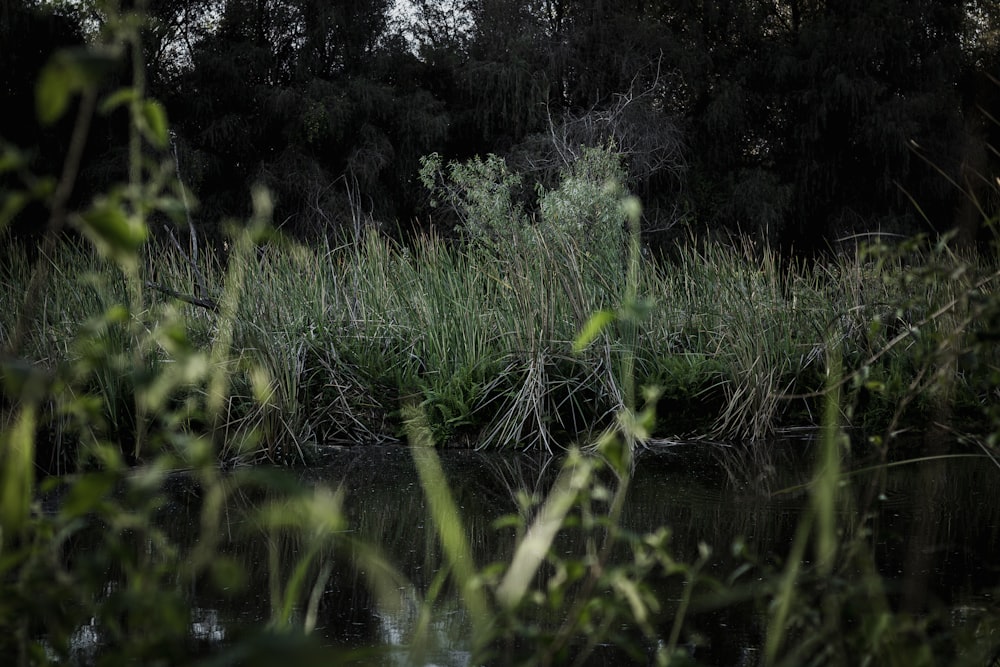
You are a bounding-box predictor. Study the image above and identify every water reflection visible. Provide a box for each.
[63,438,1000,665]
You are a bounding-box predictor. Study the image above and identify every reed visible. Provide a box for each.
[3,220,995,463]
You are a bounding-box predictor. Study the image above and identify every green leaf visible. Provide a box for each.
[0,192,29,230]
[152,196,187,222]
[36,47,119,125]
[0,145,26,173]
[637,404,657,435]
[99,87,138,115]
[0,405,36,536]
[597,431,628,477]
[612,574,649,625]
[620,195,642,223]
[77,199,148,266]
[142,100,169,148]
[60,473,116,519]
[623,295,653,322]
[497,455,591,610]
[492,515,523,530]
[573,309,616,352]
[36,56,78,125]
[31,176,56,199]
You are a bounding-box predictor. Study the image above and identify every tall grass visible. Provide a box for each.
[4,222,996,461]
[652,239,822,439]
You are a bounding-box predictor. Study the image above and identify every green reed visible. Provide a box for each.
[4,218,995,463]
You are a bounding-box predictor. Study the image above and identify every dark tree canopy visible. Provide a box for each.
[1,1,89,242]
[3,0,998,251]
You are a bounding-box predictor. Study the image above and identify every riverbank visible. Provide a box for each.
[3,230,994,466]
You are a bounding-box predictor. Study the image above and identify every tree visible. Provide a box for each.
[18,0,992,250]
[774,0,969,251]
[1,0,86,244]
[160,0,449,240]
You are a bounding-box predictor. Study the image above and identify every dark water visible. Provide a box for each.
[64,437,1000,665]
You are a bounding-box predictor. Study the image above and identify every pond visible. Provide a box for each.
[61,435,1000,665]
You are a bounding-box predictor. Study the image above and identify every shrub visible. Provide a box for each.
[420,145,629,272]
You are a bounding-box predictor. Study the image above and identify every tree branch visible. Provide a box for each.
[145,280,219,312]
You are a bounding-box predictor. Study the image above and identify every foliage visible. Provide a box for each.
[5,215,998,457]
[2,14,1000,667]
[419,151,528,243]
[537,145,628,265]
[156,0,447,239]
[400,197,711,666]
[0,26,364,667]
[420,144,629,272]
[849,232,1000,441]
[7,0,996,250]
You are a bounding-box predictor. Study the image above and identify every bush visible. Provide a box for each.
[420,144,629,270]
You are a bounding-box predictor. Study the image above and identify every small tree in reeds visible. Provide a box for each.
[413,145,637,448]
[420,144,628,266]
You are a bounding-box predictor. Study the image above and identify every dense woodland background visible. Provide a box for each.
[2,0,999,255]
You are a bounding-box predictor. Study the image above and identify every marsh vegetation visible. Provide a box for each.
[2,6,1000,665]
[4,209,998,467]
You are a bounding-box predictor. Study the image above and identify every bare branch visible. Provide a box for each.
[527,53,686,190]
[145,280,218,312]
[162,223,214,304]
